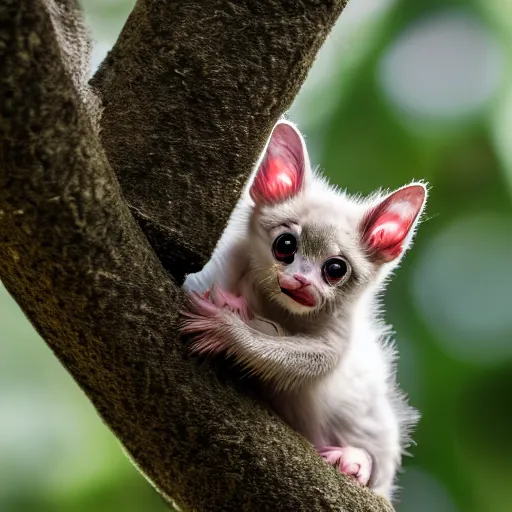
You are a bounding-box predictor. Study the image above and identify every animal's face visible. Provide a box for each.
[248,199,375,316]
[246,120,427,317]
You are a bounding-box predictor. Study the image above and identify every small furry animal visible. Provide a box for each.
[180,119,426,501]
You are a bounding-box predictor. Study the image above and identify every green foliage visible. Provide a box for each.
[1,0,511,511]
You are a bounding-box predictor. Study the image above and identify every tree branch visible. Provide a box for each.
[0,0,393,510]
[91,0,348,282]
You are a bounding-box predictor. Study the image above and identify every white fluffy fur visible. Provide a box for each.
[183,119,427,501]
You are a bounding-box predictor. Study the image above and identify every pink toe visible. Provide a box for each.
[317,445,372,487]
[343,463,360,475]
[207,286,253,322]
[317,447,344,466]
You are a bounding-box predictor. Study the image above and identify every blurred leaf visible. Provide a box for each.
[2,1,512,511]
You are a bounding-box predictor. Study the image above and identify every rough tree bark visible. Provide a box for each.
[0,0,394,511]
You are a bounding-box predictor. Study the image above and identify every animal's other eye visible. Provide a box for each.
[322,257,351,285]
[272,233,298,264]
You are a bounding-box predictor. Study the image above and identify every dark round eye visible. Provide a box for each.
[322,257,350,285]
[272,233,298,264]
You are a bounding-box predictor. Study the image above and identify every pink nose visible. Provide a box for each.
[278,273,311,291]
[293,273,310,286]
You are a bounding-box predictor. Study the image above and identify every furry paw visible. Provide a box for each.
[179,291,228,355]
[208,285,252,323]
[317,445,372,486]
[179,285,251,356]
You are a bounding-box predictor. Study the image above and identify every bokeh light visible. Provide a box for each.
[411,213,512,364]
[2,1,511,511]
[378,8,504,125]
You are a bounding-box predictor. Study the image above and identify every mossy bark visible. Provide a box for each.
[0,0,394,510]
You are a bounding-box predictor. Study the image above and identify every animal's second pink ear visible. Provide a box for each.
[250,122,306,205]
[361,185,426,262]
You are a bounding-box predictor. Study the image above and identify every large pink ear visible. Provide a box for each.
[249,122,306,205]
[361,184,427,263]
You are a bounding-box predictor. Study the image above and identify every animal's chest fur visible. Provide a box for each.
[265,360,381,450]
[238,269,395,456]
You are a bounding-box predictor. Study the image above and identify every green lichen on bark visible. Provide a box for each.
[0,0,394,510]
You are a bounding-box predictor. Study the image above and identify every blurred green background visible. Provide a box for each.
[1,0,511,511]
